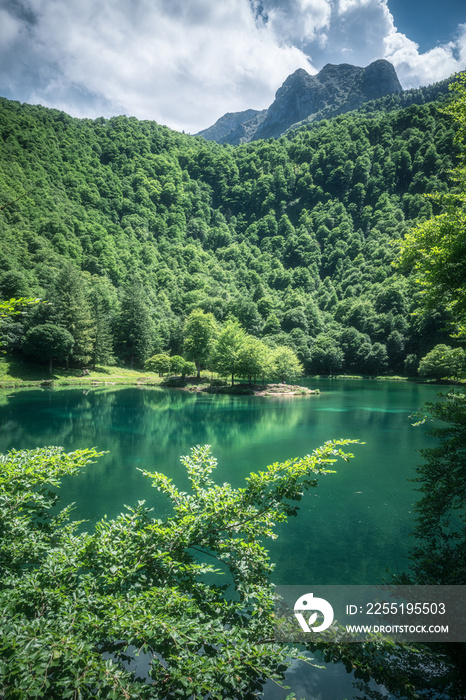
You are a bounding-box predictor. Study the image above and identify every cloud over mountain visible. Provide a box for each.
[0,0,465,133]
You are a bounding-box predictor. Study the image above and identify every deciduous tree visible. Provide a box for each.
[211,319,246,385]
[170,354,195,379]
[145,353,171,376]
[418,343,465,378]
[272,345,303,383]
[22,323,74,374]
[237,335,273,384]
[183,309,217,379]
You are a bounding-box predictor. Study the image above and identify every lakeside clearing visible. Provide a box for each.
[0,357,164,388]
[1,357,457,392]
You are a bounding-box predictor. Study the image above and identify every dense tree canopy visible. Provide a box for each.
[0,82,462,373]
[397,73,466,338]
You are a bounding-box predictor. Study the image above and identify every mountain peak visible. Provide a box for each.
[198,59,402,145]
[287,67,312,79]
[195,108,267,143]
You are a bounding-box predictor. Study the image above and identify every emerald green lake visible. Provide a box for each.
[0,379,443,699]
[0,379,439,585]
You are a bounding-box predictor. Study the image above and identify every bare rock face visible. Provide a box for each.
[197,59,402,145]
[195,109,267,144]
[356,59,403,101]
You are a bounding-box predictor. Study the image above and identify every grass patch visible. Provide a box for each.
[0,356,164,388]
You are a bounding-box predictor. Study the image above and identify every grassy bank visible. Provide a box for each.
[2,356,456,391]
[0,356,164,388]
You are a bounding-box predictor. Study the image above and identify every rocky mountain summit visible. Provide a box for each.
[197,59,402,144]
[195,108,267,144]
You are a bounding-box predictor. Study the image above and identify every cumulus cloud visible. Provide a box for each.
[384,23,466,88]
[265,0,332,45]
[306,0,394,65]
[264,0,466,88]
[0,0,313,132]
[0,0,465,133]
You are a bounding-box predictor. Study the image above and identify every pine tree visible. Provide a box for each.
[88,279,117,369]
[116,278,155,368]
[91,294,115,369]
[51,263,95,367]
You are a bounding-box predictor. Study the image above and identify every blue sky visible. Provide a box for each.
[0,0,465,133]
[388,0,465,52]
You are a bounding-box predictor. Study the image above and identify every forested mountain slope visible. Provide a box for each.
[0,91,461,374]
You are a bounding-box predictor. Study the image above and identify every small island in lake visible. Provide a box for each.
[162,377,319,396]
[202,382,319,396]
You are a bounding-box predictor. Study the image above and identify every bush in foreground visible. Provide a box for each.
[0,441,357,698]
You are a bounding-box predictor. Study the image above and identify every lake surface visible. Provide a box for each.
[0,379,443,698]
[0,378,440,584]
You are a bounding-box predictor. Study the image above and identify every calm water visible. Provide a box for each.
[0,379,440,584]
[0,379,443,698]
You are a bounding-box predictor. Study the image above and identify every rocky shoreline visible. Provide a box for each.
[181,382,319,396]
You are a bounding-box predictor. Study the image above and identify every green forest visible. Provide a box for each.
[0,78,463,379]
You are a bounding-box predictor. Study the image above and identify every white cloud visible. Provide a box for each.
[384,23,466,88]
[252,0,332,44]
[269,0,466,89]
[316,0,393,66]
[261,0,393,68]
[7,0,313,132]
[0,0,465,133]
[0,9,22,48]
[338,0,373,13]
